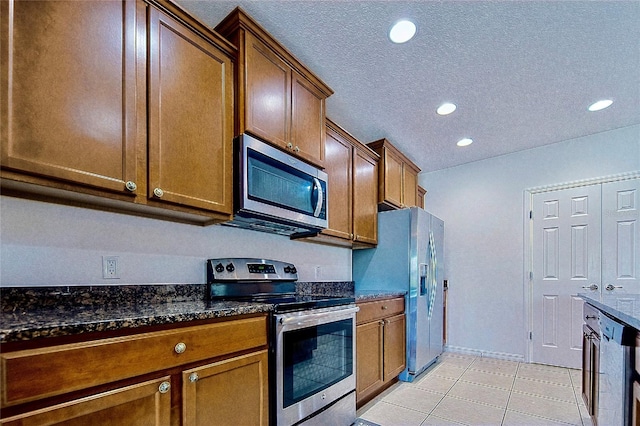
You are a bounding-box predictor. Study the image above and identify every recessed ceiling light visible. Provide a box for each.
[588,99,613,112]
[457,138,473,147]
[437,103,457,115]
[389,20,416,44]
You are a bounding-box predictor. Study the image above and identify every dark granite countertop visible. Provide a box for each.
[0,285,272,344]
[579,293,640,331]
[0,281,355,344]
[355,290,406,301]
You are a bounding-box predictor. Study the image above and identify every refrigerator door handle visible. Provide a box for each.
[427,231,437,321]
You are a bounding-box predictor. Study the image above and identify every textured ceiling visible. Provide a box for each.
[177,0,640,172]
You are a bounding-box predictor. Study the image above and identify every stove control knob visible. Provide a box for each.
[284,266,292,273]
[226,263,235,272]
[290,266,297,274]
[215,263,224,273]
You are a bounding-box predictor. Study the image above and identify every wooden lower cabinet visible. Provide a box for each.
[356,297,406,407]
[0,376,172,426]
[0,316,268,425]
[182,350,268,426]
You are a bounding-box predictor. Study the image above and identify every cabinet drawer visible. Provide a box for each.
[1,316,267,407]
[357,298,404,325]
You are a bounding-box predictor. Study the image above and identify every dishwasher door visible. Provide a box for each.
[597,314,635,426]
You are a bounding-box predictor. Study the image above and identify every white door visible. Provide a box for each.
[531,184,601,368]
[602,178,640,295]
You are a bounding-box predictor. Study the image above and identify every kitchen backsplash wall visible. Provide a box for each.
[0,196,351,286]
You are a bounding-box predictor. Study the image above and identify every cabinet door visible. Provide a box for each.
[382,149,404,208]
[383,314,406,381]
[353,148,378,245]
[402,166,418,208]
[147,6,233,215]
[323,128,353,240]
[356,321,384,404]
[291,72,325,167]
[0,377,171,426]
[244,32,290,148]
[183,350,268,426]
[1,0,140,193]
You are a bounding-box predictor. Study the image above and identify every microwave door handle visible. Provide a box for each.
[312,178,323,218]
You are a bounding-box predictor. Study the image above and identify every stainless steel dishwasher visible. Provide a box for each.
[597,312,636,426]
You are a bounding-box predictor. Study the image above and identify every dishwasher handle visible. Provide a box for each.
[600,313,636,346]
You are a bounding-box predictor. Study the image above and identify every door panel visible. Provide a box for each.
[147,6,233,214]
[1,0,139,193]
[532,184,601,368]
[602,178,639,294]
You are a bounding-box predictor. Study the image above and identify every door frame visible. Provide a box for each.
[523,171,640,364]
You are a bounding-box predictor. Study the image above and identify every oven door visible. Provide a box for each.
[274,305,358,426]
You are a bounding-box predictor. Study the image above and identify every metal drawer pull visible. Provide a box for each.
[586,315,597,320]
[174,342,187,354]
[158,381,171,394]
[381,305,388,310]
[189,373,199,383]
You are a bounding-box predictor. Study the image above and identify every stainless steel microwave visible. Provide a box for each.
[223,134,328,237]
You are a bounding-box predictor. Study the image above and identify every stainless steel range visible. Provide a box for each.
[207,258,358,426]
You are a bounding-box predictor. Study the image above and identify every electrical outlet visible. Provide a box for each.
[102,256,120,279]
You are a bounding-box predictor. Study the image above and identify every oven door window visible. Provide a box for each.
[282,318,353,408]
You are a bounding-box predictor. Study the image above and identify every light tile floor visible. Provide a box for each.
[356,352,593,426]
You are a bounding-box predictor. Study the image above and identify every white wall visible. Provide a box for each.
[419,125,640,360]
[0,197,351,286]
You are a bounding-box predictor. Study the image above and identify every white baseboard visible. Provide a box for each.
[444,345,525,363]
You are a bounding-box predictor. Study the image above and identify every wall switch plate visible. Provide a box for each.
[102,256,120,279]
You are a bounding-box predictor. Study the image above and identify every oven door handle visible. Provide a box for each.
[278,306,359,328]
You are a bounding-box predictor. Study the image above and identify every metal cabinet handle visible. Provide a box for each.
[189,373,199,383]
[381,305,388,310]
[605,284,623,291]
[125,181,137,192]
[581,284,599,291]
[174,342,187,354]
[153,187,164,198]
[158,381,171,394]
[294,146,300,153]
[287,143,293,149]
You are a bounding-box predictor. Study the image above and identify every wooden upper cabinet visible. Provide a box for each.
[1,0,140,194]
[417,185,426,209]
[1,0,236,224]
[147,5,233,215]
[319,119,378,247]
[353,144,378,246]
[323,123,353,241]
[243,32,290,147]
[215,8,333,168]
[367,139,421,210]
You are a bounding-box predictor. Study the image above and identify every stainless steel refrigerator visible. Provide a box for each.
[352,207,444,382]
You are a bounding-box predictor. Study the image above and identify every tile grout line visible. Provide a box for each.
[499,360,521,425]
